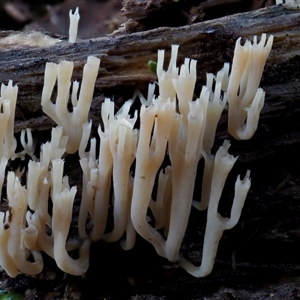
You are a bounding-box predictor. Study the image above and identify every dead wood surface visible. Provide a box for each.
[0,5,299,134]
[0,4,299,167]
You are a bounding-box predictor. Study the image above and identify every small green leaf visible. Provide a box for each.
[148,60,157,74]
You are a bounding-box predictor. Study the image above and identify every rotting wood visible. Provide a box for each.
[0,6,299,93]
[0,5,299,161]
[120,0,272,32]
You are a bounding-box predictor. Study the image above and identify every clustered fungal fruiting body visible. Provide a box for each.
[0,34,273,277]
[69,7,80,43]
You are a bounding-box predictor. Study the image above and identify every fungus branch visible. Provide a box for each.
[0,33,272,278]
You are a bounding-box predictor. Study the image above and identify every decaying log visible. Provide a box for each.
[120,0,273,33]
[0,5,298,134]
[0,5,299,169]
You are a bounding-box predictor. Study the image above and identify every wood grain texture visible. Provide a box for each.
[0,5,299,164]
[0,6,299,126]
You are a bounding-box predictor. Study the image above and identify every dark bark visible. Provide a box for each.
[0,5,298,132]
[0,5,298,170]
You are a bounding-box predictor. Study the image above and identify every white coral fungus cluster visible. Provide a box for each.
[0,34,273,277]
